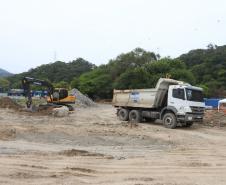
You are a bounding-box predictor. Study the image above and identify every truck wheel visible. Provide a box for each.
[184,122,193,127]
[163,113,177,129]
[118,108,129,121]
[129,110,141,123]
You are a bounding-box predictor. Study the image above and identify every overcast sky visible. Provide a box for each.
[0,0,226,73]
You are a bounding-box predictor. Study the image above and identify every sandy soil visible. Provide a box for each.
[0,104,226,185]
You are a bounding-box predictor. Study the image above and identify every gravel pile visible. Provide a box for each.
[71,89,96,108]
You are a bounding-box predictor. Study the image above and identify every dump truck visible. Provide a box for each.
[112,78,205,128]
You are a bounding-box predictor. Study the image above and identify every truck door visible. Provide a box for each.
[168,87,185,110]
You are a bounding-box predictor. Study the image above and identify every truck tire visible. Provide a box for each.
[129,110,141,123]
[163,113,177,129]
[184,122,193,127]
[118,108,129,121]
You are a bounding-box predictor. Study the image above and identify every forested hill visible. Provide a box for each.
[0,68,13,77]
[71,46,226,99]
[4,45,226,98]
[7,58,95,88]
[179,45,226,97]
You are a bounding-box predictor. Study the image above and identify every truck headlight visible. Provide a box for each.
[180,106,192,113]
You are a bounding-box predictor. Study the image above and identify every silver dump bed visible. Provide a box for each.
[112,78,185,108]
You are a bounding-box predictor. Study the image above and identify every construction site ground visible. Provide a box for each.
[0,104,226,185]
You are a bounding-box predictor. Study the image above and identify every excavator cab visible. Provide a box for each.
[47,88,75,104]
[51,88,68,101]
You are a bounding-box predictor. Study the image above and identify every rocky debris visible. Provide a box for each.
[0,97,23,110]
[204,110,226,127]
[52,106,69,117]
[0,128,16,140]
[71,89,96,108]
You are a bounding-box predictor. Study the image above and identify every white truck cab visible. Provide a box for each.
[167,85,205,124]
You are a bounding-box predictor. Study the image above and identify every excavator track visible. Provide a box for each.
[39,103,74,111]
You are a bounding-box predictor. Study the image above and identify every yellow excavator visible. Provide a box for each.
[22,77,75,111]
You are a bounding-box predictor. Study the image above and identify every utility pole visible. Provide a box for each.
[53,50,57,62]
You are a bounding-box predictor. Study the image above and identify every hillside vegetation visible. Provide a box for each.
[3,45,226,99]
[179,44,226,97]
[7,58,95,89]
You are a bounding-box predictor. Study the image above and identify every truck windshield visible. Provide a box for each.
[186,88,204,102]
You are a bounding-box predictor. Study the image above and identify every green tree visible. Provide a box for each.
[109,48,158,79]
[0,78,10,92]
[179,45,226,97]
[71,77,80,89]
[78,67,113,99]
[53,81,70,89]
[113,67,149,89]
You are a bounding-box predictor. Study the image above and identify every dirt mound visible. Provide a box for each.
[0,97,67,117]
[0,97,22,110]
[204,110,226,127]
[71,89,96,107]
[65,167,95,173]
[59,149,104,157]
[0,128,16,140]
[59,149,113,159]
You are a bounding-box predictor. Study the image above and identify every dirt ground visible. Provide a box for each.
[0,104,226,185]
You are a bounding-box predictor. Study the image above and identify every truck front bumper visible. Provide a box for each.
[177,113,204,122]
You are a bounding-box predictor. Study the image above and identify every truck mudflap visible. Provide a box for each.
[177,113,204,122]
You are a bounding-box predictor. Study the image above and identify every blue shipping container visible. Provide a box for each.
[204,98,220,108]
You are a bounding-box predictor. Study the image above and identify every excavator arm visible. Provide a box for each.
[22,77,54,108]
